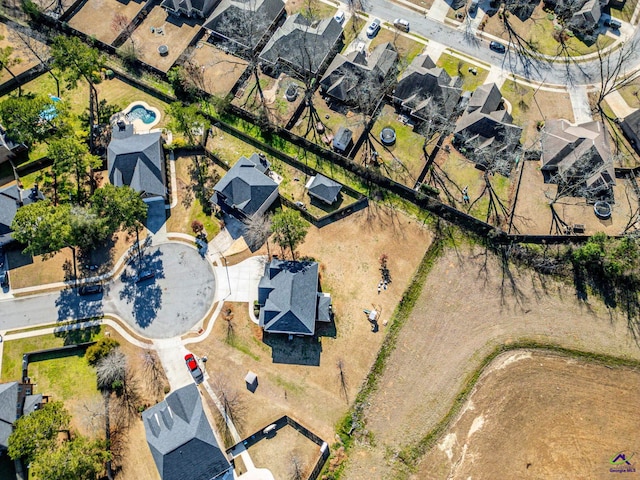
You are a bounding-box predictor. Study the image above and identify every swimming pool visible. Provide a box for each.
[127,105,157,124]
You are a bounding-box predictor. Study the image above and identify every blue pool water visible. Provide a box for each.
[40,95,61,121]
[127,105,157,124]
[50,96,61,103]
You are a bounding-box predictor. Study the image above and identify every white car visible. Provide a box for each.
[334,10,345,24]
[366,18,381,37]
[393,18,410,32]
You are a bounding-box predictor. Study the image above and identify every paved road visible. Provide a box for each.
[368,0,640,87]
[0,242,215,339]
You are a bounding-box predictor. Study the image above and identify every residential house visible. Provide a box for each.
[258,259,332,336]
[0,381,45,453]
[392,54,463,123]
[305,173,342,204]
[0,126,27,165]
[453,83,522,168]
[549,0,609,32]
[620,109,640,155]
[541,119,615,200]
[259,14,343,78]
[107,122,167,199]
[142,384,232,480]
[319,42,398,108]
[204,0,286,52]
[161,0,218,18]
[0,184,45,247]
[210,153,279,219]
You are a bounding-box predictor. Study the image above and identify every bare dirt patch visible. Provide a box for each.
[68,0,145,44]
[342,245,640,479]
[0,23,43,82]
[189,204,432,443]
[415,350,640,479]
[189,42,248,96]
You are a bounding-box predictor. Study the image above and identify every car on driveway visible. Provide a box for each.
[78,284,103,296]
[393,18,410,32]
[334,10,345,24]
[489,41,506,53]
[366,18,381,37]
[185,353,204,384]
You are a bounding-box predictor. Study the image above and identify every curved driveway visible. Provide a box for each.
[369,0,640,86]
[0,242,216,339]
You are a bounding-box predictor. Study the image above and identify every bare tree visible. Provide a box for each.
[337,358,348,403]
[211,374,245,444]
[142,349,168,400]
[96,349,127,392]
[288,451,306,480]
[595,39,640,116]
[7,23,58,97]
[244,212,272,256]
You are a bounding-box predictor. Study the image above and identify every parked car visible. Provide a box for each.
[334,10,345,24]
[184,353,204,384]
[489,41,506,53]
[393,18,410,32]
[78,284,103,296]
[604,18,622,29]
[135,270,155,283]
[366,18,381,37]
[0,271,8,288]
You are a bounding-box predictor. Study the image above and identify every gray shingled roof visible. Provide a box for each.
[204,0,285,50]
[258,260,320,335]
[393,55,462,120]
[259,14,343,75]
[143,384,230,480]
[0,184,45,243]
[621,109,640,154]
[0,382,19,451]
[107,131,166,198]
[161,0,216,16]
[306,174,342,204]
[319,42,398,105]
[211,153,278,217]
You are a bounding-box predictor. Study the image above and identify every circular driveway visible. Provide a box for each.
[105,242,215,339]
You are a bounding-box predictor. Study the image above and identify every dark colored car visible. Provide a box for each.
[136,270,155,283]
[78,284,103,296]
[185,353,204,384]
[490,41,506,53]
[0,271,8,287]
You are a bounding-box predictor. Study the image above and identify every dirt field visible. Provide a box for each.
[0,23,44,83]
[130,7,201,72]
[68,0,145,44]
[511,160,637,235]
[415,350,640,479]
[190,204,432,443]
[342,245,640,479]
[189,42,248,96]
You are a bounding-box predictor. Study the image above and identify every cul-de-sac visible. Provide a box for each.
[0,0,639,477]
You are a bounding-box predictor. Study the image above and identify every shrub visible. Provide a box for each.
[86,337,120,366]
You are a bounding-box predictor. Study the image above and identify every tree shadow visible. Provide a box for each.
[262,333,322,366]
[54,287,104,344]
[118,249,165,329]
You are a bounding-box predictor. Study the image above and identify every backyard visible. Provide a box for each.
[0,22,44,84]
[188,42,248,97]
[68,0,145,44]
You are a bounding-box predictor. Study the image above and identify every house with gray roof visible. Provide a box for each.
[210,153,279,219]
[0,125,27,166]
[143,384,232,480]
[541,119,615,199]
[107,122,166,199]
[161,0,217,18]
[258,259,332,336]
[0,184,45,247]
[204,0,285,52]
[319,42,398,108]
[259,14,343,77]
[620,109,640,155]
[305,173,342,204]
[393,55,463,122]
[0,381,44,453]
[453,83,522,161]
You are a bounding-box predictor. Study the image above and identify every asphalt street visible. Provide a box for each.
[0,242,215,339]
[368,0,640,86]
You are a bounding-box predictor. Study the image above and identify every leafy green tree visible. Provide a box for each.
[271,209,309,261]
[168,102,210,146]
[29,436,109,480]
[86,338,120,366]
[68,205,111,251]
[90,184,147,234]
[7,401,70,463]
[50,36,104,150]
[49,137,101,204]
[11,201,71,256]
[0,95,66,147]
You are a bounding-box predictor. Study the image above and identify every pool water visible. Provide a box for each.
[127,105,157,124]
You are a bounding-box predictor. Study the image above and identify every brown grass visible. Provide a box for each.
[189,42,248,97]
[0,23,43,83]
[68,0,146,44]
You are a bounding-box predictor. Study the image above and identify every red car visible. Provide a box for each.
[184,353,204,384]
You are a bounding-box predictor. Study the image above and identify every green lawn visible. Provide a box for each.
[342,17,366,50]
[609,0,638,22]
[370,29,426,68]
[436,53,489,91]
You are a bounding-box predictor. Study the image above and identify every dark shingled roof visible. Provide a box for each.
[319,42,398,105]
[258,260,320,335]
[621,109,640,155]
[107,130,166,198]
[0,184,45,244]
[161,0,217,17]
[0,382,18,452]
[306,174,342,204]
[143,384,231,480]
[204,0,285,50]
[259,14,343,75]
[211,153,278,217]
[393,54,462,120]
